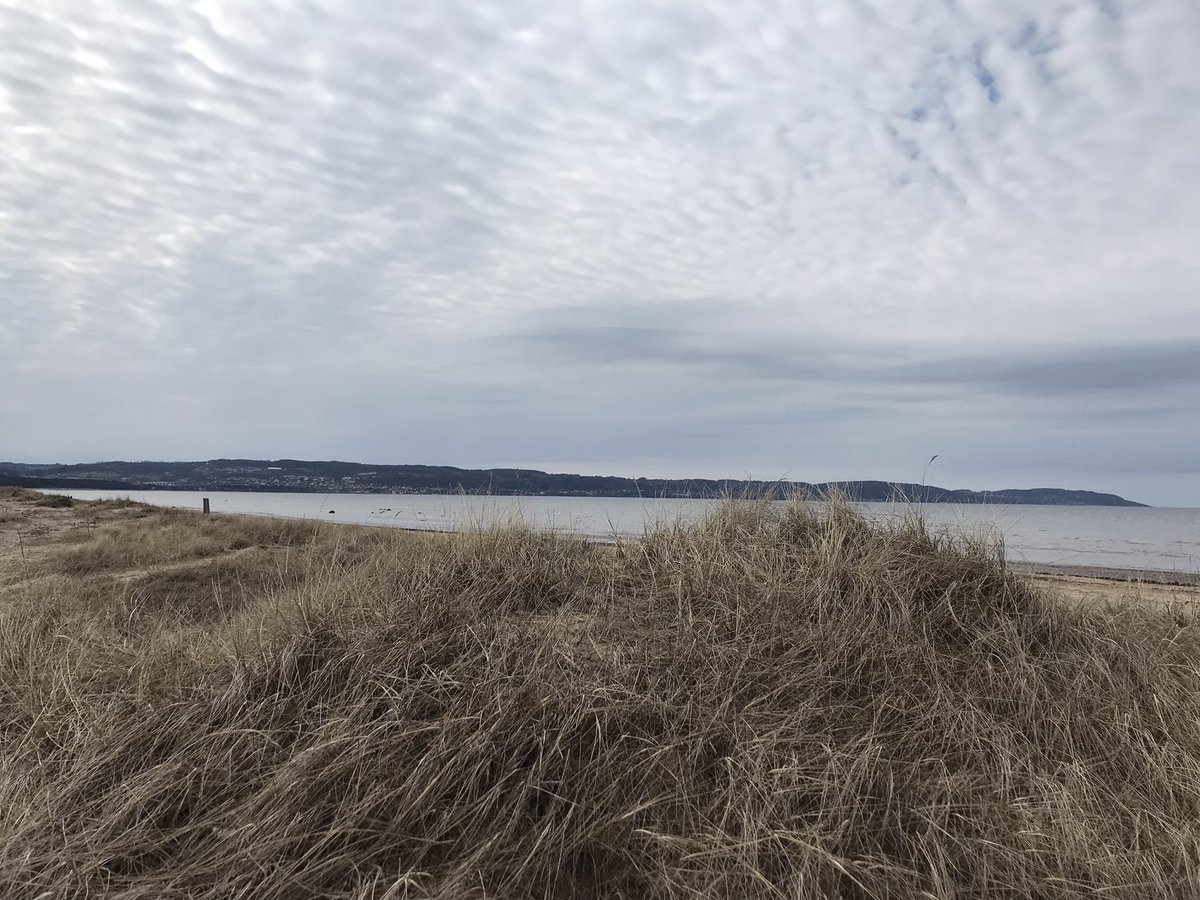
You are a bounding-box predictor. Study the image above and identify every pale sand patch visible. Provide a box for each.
[0,495,89,574]
[0,493,147,589]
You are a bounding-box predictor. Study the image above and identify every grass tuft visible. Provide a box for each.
[1,496,1198,897]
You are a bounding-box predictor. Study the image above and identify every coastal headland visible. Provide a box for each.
[0,459,1147,505]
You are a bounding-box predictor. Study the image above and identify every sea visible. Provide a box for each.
[47,489,1200,575]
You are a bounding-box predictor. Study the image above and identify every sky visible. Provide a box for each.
[2,0,1198,506]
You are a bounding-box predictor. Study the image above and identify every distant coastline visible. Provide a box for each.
[0,459,1148,507]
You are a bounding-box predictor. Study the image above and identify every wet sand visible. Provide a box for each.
[1011,562,1200,607]
[1011,561,1200,586]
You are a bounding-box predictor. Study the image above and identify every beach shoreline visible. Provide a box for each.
[3,490,1198,608]
[1010,561,1200,586]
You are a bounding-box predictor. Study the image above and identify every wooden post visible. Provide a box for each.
[202,498,210,515]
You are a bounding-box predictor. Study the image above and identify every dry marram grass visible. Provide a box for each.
[0,490,1198,898]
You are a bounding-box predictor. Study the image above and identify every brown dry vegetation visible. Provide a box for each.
[1,489,1200,898]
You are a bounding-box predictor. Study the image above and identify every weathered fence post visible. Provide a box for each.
[202,498,210,515]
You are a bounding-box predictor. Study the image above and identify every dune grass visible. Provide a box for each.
[1,494,1199,898]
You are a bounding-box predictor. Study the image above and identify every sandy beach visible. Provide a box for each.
[1010,561,1200,607]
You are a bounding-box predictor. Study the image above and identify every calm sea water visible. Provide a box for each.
[49,490,1200,574]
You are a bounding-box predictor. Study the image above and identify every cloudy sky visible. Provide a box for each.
[2,0,1198,505]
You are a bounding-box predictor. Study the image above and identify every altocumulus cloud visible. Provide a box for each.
[1,0,1198,504]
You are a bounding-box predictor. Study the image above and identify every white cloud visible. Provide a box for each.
[2,0,1198,502]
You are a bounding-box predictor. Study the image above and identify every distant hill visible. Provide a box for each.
[0,460,1148,506]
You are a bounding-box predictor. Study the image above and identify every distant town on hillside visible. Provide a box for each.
[0,460,1147,506]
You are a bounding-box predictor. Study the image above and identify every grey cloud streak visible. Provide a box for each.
[506,322,1200,398]
[2,0,1199,504]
